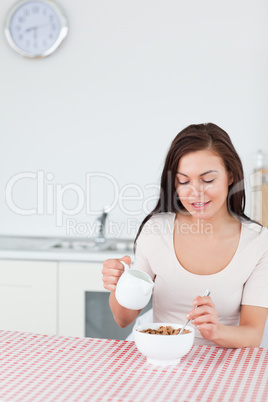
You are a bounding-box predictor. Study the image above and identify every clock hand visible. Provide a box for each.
[25,26,37,32]
[25,23,50,32]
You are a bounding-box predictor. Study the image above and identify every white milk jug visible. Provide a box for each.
[115,261,154,310]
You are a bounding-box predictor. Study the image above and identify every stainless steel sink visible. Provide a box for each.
[0,236,134,254]
[49,238,134,252]
[0,236,67,251]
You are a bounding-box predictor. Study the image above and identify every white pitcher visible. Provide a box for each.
[115,261,154,310]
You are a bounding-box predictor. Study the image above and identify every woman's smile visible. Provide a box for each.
[191,200,211,210]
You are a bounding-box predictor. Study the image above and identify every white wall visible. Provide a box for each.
[1,0,268,238]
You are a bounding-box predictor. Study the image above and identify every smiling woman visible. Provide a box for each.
[103,123,268,349]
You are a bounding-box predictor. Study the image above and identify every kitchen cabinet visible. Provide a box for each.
[0,257,128,338]
[0,259,57,335]
[58,261,106,338]
[0,259,106,338]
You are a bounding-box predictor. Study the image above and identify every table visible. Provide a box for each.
[0,330,267,401]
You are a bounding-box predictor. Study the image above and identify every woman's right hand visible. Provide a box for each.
[102,255,131,292]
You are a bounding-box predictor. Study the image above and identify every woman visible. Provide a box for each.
[102,123,268,348]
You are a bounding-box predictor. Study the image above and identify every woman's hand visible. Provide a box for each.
[102,255,131,292]
[186,295,221,342]
[187,298,267,347]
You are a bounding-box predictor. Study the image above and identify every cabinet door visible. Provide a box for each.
[0,260,57,335]
[59,261,106,337]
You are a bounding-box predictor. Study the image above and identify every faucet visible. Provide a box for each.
[94,208,109,244]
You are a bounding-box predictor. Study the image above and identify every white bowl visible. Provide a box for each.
[134,322,195,366]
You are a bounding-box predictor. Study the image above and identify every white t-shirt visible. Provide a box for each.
[134,212,268,346]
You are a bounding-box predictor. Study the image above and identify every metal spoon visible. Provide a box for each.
[179,289,211,335]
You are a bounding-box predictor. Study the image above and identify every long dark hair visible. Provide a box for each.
[135,122,255,245]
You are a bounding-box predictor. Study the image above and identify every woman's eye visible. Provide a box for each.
[203,179,214,183]
[178,181,190,185]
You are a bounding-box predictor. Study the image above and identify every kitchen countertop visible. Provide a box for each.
[0,236,135,262]
[0,330,267,401]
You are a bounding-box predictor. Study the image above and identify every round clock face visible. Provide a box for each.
[5,0,68,58]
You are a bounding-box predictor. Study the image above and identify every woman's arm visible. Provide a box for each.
[187,296,268,348]
[109,291,141,328]
[103,222,155,329]
[214,305,267,348]
[102,255,141,328]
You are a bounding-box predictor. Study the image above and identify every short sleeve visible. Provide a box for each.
[242,248,268,308]
[133,221,155,281]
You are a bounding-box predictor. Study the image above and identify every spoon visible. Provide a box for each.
[179,289,211,335]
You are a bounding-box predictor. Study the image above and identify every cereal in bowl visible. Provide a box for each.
[139,325,191,335]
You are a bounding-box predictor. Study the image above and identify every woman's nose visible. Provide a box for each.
[191,183,205,196]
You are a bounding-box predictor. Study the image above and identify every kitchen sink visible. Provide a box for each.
[0,236,66,251]
[49,238,134,252]
[0,236,134,255]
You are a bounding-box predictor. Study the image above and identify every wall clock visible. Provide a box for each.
[5,0,68,58]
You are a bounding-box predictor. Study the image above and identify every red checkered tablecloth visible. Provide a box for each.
[0,330,267,401]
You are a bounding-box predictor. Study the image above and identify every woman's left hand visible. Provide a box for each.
[186,295,221,341]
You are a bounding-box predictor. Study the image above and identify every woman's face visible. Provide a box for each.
[175,149,233,220]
